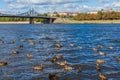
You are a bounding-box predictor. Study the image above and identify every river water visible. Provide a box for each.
[0,24,120,80]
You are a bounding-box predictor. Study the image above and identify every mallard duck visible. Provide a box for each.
[51,55,63,63]
[49,74,59,80]
[0,61,7,67]
[96,63,101,71]
[93,48,98,52]
[99,51,105,56]
[57,61,67,66]
[97,59,105,64]
[97,45,103,48]
[51,57,57,63]
[99,73,107,80]
[64,65,73,70]
[12,49,19,54]
[55,55,63,60]
[27,54,33,58]
[70,43,75,47]
[29,40,35,45]
[108,46,113,50]
[34,64,44,71]
[19,45,24,49]
[77,67,82,73]
[116,56,120,61]
[55,43,62,48]
[55,47,61,50]
[77,46,83,49]
[10,40,16,44]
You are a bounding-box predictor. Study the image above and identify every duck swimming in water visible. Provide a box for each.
[116,56,120,61]
[0,61,7,67]
[93,48,99,52]
[29,39,35,45]
[99,73,108,80]
[64,65,73,70]
[77,67,82,73]
[49,73,59,80]
[96,63,101,71]
[34,64,44,71]
[12,49,19,54]
[19,45,24,49]
[97,45,103,48]
[57,61,67,66]
[26,54,33,58]
[97,59,105,64]
[108,46,114,50]
[70,43,75,47]
[99,51,105,56]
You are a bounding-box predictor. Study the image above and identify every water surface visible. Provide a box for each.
[0,24,120,80]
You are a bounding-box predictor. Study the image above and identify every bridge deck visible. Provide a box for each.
[0,15,56,19]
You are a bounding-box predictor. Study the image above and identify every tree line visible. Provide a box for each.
[73,11,120,20]
[0,17,46,23]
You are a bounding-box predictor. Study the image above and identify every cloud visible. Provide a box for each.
[2,0,120,13]
[112,1,120,7]
[4,0,87,5]
[98,0,109,3]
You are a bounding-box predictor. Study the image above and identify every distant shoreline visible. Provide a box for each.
[62,19,120,24]
[0,21,42,24]
[0,20,120,24]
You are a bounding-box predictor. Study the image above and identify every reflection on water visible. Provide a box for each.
[0,24,120,80]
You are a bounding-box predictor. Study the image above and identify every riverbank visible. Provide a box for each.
[0,21,42,24]
[67,20,120,24]
[0,19,120,24]
[0,22,29,24]
[54,18,120,24]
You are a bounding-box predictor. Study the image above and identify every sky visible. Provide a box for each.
[0,0,120,14]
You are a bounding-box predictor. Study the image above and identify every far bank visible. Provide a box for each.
[0,19,120,24]
[54,18,120,24]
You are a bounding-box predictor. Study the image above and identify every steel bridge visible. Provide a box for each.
[0,9,56,24]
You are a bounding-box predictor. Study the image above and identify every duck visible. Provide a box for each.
[20,39,26,42]
[49,73,59,80]
[77,46,83,49]
[64,65,73,70]
[93,48,99,52]
[108,46,114,50]
[51,57,57,63]
[29,40,35,45]
[70,43,75,47]
[97,59,105,64]
[96,63,101,71]
[99,51,105,56]
[55,47,61,50]
[34,64,44,71]
[12,49,19,54]
[19,45,24,49]
[55,55,63,60]
[55,43,62,50]
[0,61,7,67]
[51,55,63,63]
[57,61,67,66]
[99,73,108,80]
[116,56,120,61]
[55,43,62,48]
[97,45,103,48]
[10,40,16,44]
[77,67,82,73]
[26,54,33,58]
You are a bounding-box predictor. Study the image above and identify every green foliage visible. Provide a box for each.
[73,11,120,20]
[0,17,28,22]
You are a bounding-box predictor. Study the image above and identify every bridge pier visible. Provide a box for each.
[29,17,34,24]
[45,18,55,24]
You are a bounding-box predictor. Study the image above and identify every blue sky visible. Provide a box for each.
[0,0,120,14]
